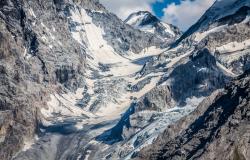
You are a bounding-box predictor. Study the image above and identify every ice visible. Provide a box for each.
[198,67,209,72]
[41,30,163,127]
[70,8,142,76]
[123,96,205,159]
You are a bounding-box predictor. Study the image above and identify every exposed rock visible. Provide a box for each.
[137,70,250,160]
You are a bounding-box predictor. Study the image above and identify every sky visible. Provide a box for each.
[99,0,216,31]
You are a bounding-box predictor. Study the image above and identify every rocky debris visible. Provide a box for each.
[137,70,250,160]
[162,49,229,104]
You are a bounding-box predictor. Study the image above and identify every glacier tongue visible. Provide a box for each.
[19,5,178,160]
[40,6,165,131]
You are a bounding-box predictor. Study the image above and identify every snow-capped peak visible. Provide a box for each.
[125,11,158,28]
[125,11,181,40]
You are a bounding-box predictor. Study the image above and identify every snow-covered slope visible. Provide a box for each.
[125,11,181,41]
[29,0,172,135]
[173,0,250,75]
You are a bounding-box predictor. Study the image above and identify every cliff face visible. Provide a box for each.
[137,70,250,160]
[0,0,87,159]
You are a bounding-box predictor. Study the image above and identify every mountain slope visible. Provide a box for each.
[137,70,250,160]
[94,0,250,159]
[0,0,250,159]
[174,0,250,74]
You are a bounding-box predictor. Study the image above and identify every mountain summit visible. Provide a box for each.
[125,11,181,40]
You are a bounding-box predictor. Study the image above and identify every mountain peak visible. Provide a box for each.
[125,11,159,27]
[125,11,181,40]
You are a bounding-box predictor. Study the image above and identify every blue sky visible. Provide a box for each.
[151,0,181,18]
[100,0,215,31]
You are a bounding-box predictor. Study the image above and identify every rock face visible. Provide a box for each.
[0,0,87,159]
[137,70,250,160]
[125,11,181,42]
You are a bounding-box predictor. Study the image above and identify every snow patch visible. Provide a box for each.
[166,50,193,68]
[216,62,237,76]
[198,67,209,72]
[22,135,39,152]
[216,39,250,54]
[161,22,176,37]
[126,13,147,27]
[126,13,176,37]
[194,25,227,42]
[28,8,36,18]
